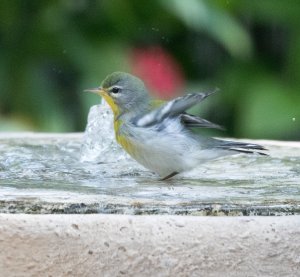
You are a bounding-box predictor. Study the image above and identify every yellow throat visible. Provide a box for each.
[98,89,135,155]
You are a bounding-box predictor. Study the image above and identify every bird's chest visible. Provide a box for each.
[114,122,188,176]
[114,120,137,156]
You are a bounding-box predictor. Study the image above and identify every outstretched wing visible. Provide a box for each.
[135,89,219,127]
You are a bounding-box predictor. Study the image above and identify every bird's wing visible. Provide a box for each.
[135,89,218,127]
[180,113,224,130]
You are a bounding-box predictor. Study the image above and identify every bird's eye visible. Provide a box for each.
[111,87,120,94]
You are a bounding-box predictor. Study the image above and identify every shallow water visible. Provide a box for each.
[1,134,299,215]
[0,103,299,215]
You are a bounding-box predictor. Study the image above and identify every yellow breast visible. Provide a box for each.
[114,119,136,156]
[101,93,137,157]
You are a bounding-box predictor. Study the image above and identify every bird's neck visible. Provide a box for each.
[114,100,150,122]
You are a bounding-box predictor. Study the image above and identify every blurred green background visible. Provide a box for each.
[0,0,299,140]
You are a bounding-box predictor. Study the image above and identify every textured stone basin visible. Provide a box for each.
[0,133,299,215]
[1,214,299,277]
[1,133,300,276]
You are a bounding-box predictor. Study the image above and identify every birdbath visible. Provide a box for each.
[1,101,299,215]
[0,101,300,276]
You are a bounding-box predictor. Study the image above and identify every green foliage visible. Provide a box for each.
[0,0,299,140]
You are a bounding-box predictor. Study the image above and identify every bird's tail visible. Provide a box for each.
[215,140,268,156]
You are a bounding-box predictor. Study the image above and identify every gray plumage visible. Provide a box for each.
[97,72,268,179]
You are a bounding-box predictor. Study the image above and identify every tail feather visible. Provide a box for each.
[229,149,269,156]
[215,140,269,156]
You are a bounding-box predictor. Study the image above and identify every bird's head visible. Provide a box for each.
[86,72,149,117]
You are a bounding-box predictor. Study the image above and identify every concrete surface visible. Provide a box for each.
[0,214,299,277]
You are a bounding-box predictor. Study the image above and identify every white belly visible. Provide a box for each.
[119,118,228,177]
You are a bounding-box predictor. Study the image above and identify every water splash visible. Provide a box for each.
[80,100,130,163]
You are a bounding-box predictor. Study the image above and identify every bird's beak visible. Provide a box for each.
[84,87,106,96]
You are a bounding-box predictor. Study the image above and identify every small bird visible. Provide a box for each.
[86,72,267,180]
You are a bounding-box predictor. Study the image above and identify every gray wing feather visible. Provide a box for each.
[135,89,219,127]
[180,114,224,130]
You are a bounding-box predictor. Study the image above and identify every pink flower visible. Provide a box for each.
[131,46,185,99]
